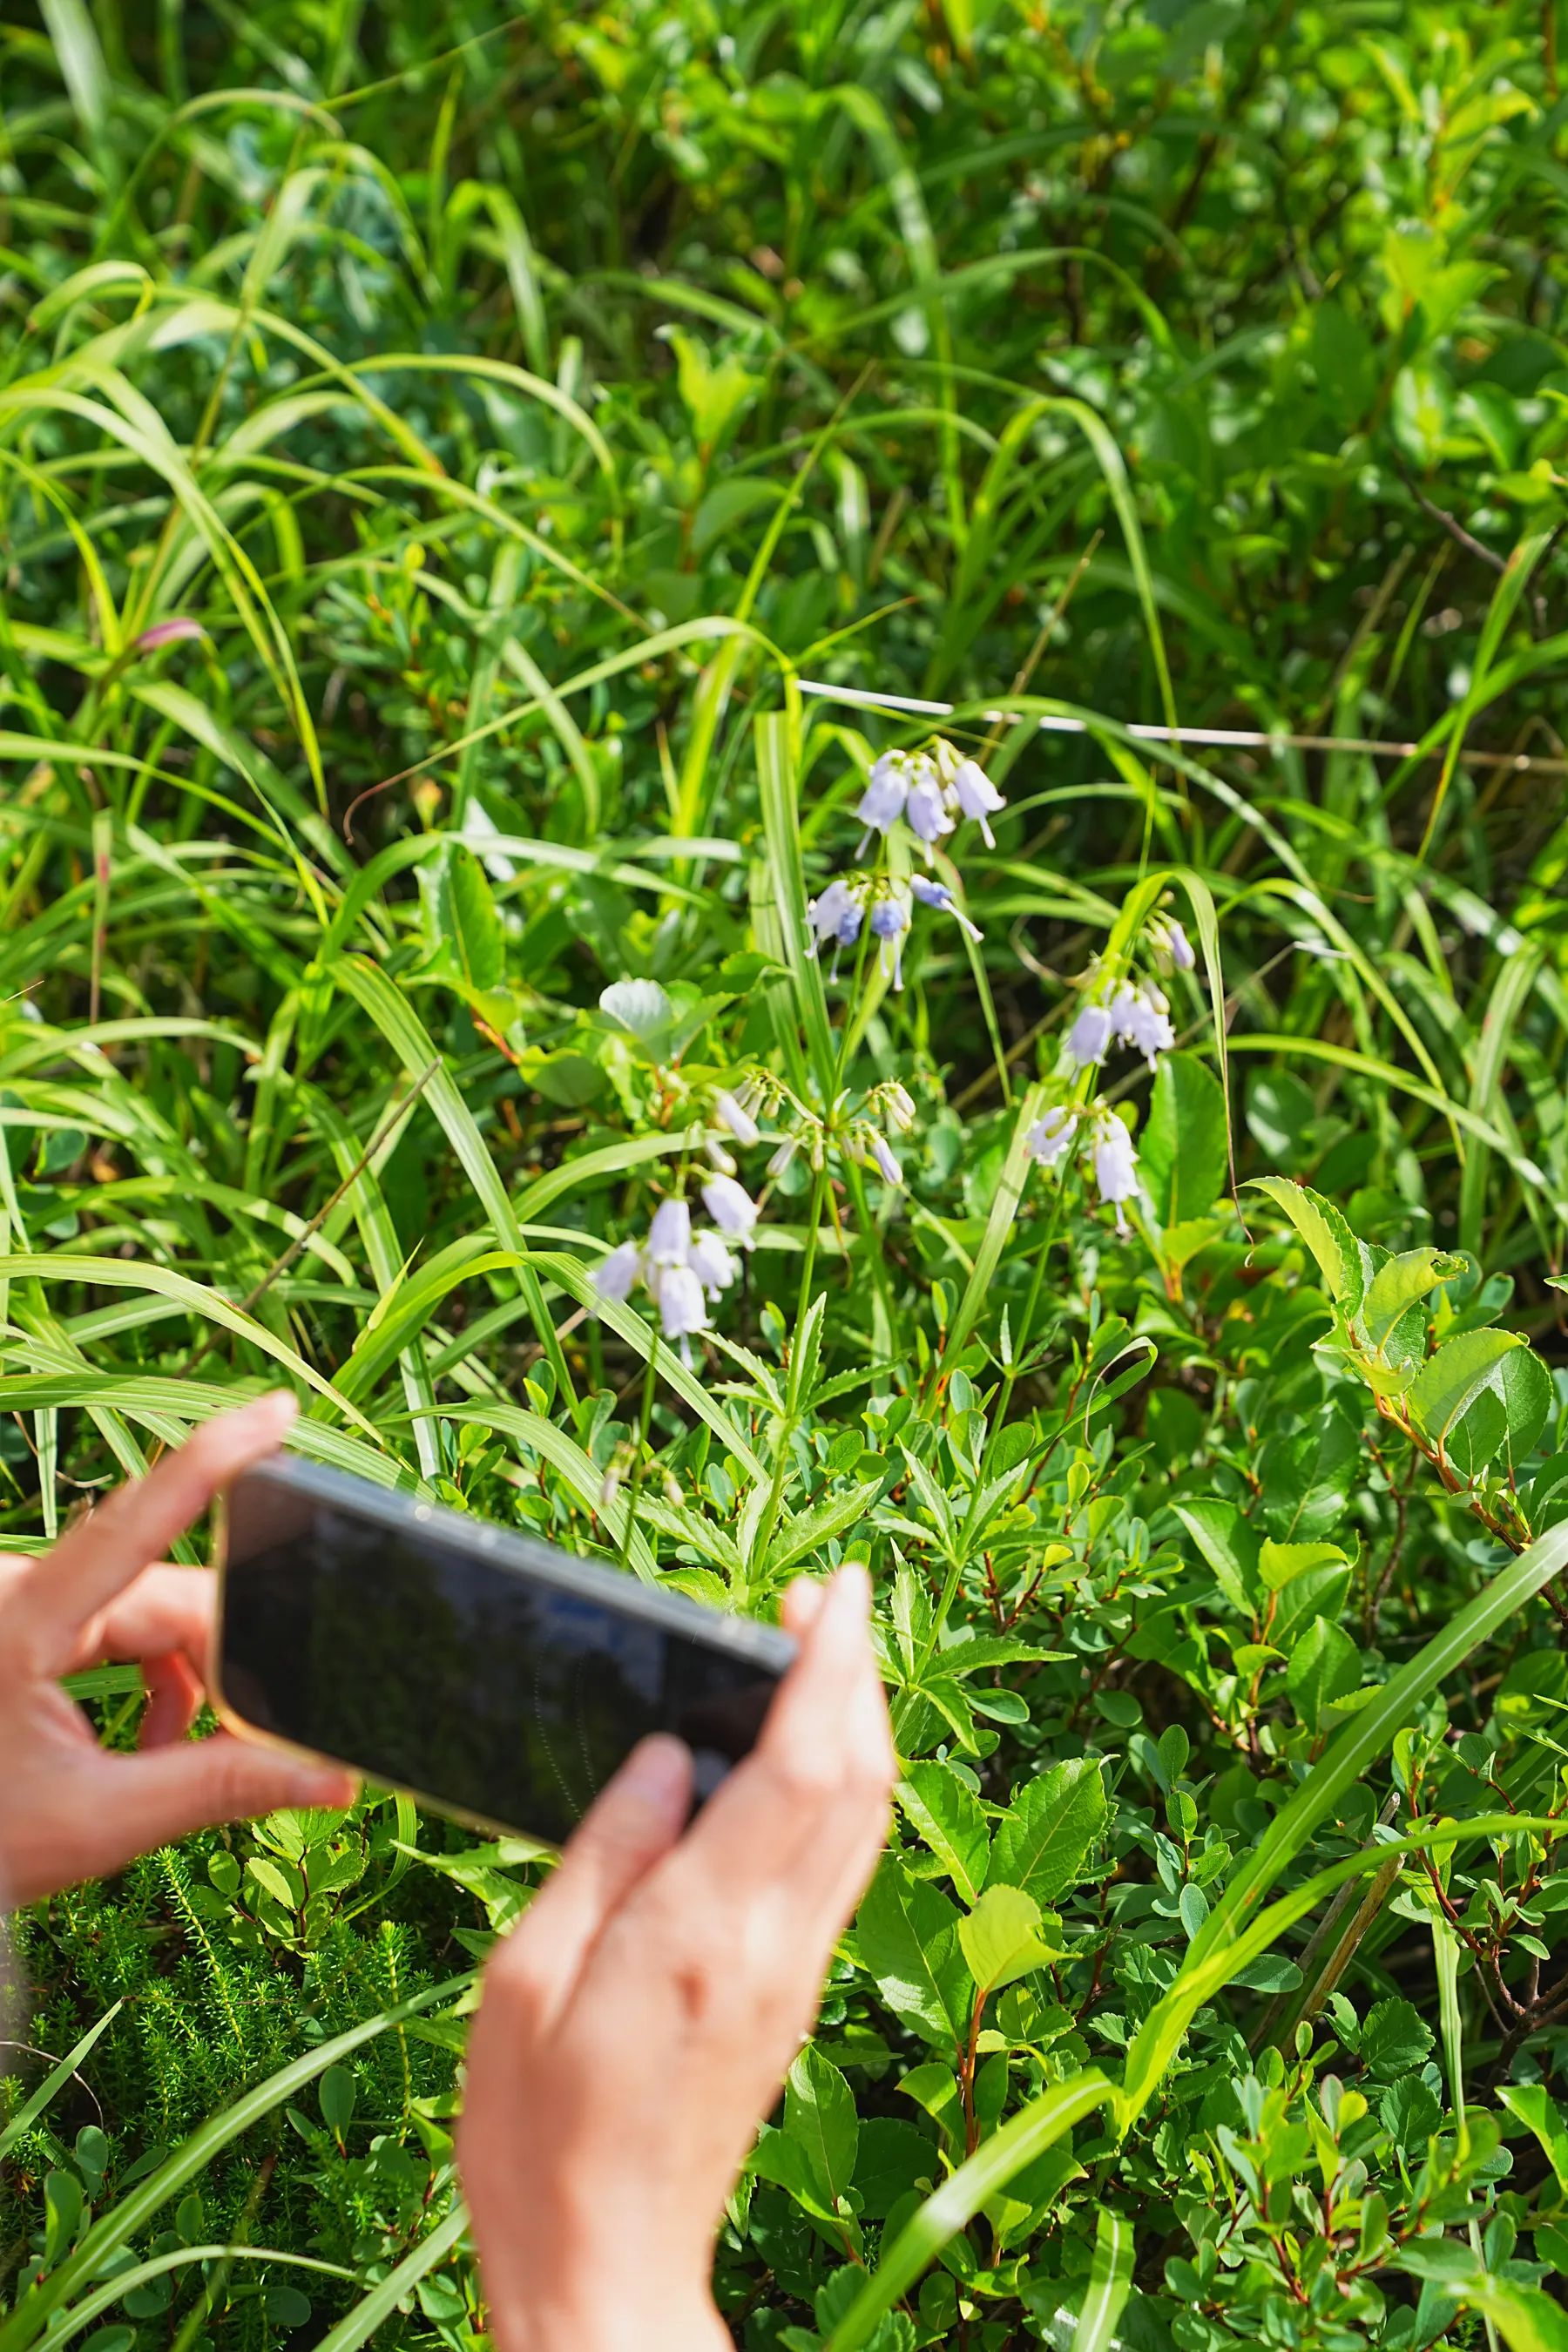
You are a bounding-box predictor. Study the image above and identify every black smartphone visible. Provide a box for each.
[214,1454,796,1846]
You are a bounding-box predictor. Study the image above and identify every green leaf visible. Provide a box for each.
[417,844,504,992]
[985,1758,1107,1903]
[1408,1328,1551,1475]
[784,2044,859,2208]
[1139,1052,1228,1226]
[1499,2085,1568,2200]
[319,2068,356,2139]
[896,1761,990,1906]
[853,2119,940,2220]
[1285,1615,1360,1733]
[1311,299,1376,429]
[598,977,673,1045]
[958,1885,1058,1997]
[855,1857,970,2046]
[1069,2207,1135,2352]
[1260,1538,1348,1592]
[1247,1177,1364,1311]
[1173,1501,1261,1614]
[1360,1996,1436,2081]
[1361,1247,1464,1354]
[1462,2277,1568,2352]
[0,2002,121,2161]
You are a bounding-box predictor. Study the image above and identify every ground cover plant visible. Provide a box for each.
[2,0,1568,2346]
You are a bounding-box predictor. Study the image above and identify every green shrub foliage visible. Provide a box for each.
[1,3,1567,2350]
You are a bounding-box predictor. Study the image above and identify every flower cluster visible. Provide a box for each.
[807,874,981,989]
[1026,1103,1140,1233]
[855,737,1007,862]
[1064,927,1193,1081]
[593,1180,758,1363]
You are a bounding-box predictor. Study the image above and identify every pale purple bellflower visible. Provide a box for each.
[1026,1107,1078,1170]
[910,874,983,942]
[869,895,911,990]
[1091,1112,1139,1235]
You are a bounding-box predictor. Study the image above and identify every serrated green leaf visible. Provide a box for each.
[897,1761,990,1905]
[1247,1176,1364,1311]
[1362,1246,1464,1354]
[985,1758,1106,1903]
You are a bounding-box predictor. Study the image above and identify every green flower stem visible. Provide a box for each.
[618,1340,659,1577]
[747,1157,831,1591]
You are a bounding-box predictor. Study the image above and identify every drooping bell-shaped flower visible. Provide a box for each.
[1164,919,1196,972]
[1026,1108,1078,1171]
[950,757,1006,848]
[646,1198,693,1265]
[687,1229,738,1298]
[885,1082,917,1132]
[869,895,911,990]
[1066,1000,1114,1068]
[855,753,909,856]
[1110,982,1174,1073]
[701,1173,759,1240]
[594,1240,641,1303]
[649,1260,710,1363]
[713,1089,760,1148]
[904,757,955,862]
[868,1134,903,1186]
[1091,1112,1139,1236]
[910,873,983,943]
[807,877,862,956]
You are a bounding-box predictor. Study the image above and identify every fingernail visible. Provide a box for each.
[785,1576,827,1630]
[826,1563,872,1623]
[296,1768,356,1807]
[620,1734,693,1812]
[233,1390,298,1437]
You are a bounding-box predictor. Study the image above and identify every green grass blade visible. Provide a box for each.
[0,2002,122,2162]
[309,2204,469,2352]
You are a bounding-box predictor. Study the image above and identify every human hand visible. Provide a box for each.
[0,1392,356,1909]
[456,1563,896,2352]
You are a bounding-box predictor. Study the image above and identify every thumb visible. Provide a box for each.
[483,1734,693,2033]
[88,1734,356,1869]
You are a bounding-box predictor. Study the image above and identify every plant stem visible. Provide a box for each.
[749,1158,831,1586]
[618,1341,659,1577]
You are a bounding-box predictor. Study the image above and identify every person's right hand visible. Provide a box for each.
[456,1564,896,2352]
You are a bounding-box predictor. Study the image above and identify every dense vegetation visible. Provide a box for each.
[2,1,1568,2349]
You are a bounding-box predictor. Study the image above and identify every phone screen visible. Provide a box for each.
[218,1460,794,1845]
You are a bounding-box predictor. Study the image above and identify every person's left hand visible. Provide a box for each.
[0,1392,356,1908]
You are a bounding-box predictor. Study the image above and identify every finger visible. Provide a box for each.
[781,1575,828,1635]
[139,1651,205,1748]
[661,1567,893,1905]
[65,1566,216,1684]
[13,1395,295,1673]
[484,1734,693,2033]
[80,1731,355,1867]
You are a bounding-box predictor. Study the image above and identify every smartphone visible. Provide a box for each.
[213,1454,796,1846]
